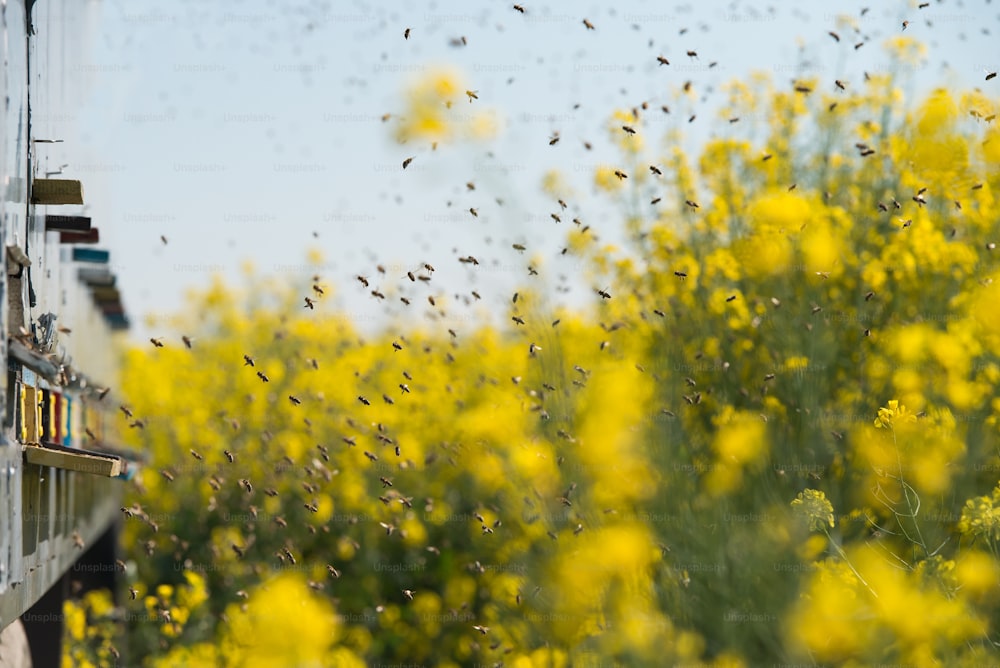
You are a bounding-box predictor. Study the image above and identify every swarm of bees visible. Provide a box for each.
[114,5,997,665]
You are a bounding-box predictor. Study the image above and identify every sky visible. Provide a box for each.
[61,0,999,342]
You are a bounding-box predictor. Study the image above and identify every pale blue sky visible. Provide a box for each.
[66,0,998,341]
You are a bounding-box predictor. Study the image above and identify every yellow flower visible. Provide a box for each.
[791,489,835,532]
[873,399,917,429]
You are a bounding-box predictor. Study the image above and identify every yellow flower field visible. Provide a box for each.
[64,51,1000,668]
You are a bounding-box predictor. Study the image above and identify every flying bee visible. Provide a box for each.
[383,394,394,405]
[393,341,403,351]
[150,337,164,348]
[764,373,775,381]
[513,292,519,303]
[400,297,410,305]
[160,470,175,482]
[685,199,699,209]
[257,371,269,382]
[404,28,410,39]
[613,170,627,180]
[371,289,385,300]
[597,287,611,299]
[190,449,203,461]
[657,55,669,66]
[289,395,301,405]
[828,30,840,41]
[358,396,371,406]
[512,243,526,252]
[400,383,410,394]
[674,271,687,279]
[649,165,661,175]
[582,18,594,30]
[240,478,252,494]
[469,207,478,217]
[120,405,133,419]
[182,335,193,349]
[622,125,636,135]
[512,316,525,325]
[988,72,998,81]
[835,79,846,90]
[380,477,393,488]
[97,387,111,400]
[428,296,436,306]
[466,90,478,103]
[356,275,369,287]
[549,133,560,145]
[407,271,416,282]
[224,450,235,463]
[686,50,697,58]
[865,291,875,301]
[726,295,736,302]
[402,157,414,169]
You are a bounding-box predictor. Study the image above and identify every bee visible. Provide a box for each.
[902,20,909,30]
[428,295,436,306]
[288,395,301,405]
[150,337,164,348]
[788,183,797,191]
[465,90,478,102]
[684,199,699,209]
[828,30,840,42]
[651,197,662,204]
[557,198,567,209]
[674,271,687,279]
[854,41,864,50]
[582,18,594,30]
[327,564,341,578]
[129,586,138,600]
[120,405,133,419]
[686,50,697,58]
[312,284,324,295]
[372,289,386,300]
[403,370,413,380]
[380,476,393,488]
[400,297,411,305]
[257,371,269,382]
[304,501,319,513]
[304,297,315,310]
[649,165,661,176]
[358,396,371,406]
[160,470,175,482]
[726,295,736,302]
[549,132,560,145]
[657,55,670,66]
[190,449,203,461]
[512,243,526,253]
[988,72,998,81]
[512,316,525,325]
[356,275,369,288]
[97,387,111,400]
[224,450,235,463]
[812,305,823,314]
[469,207,478,217]
[600,341,610,351]
[240,478,253,494]
[404,28,410,39]
[182,335,193,349]
[622,125,636,135]
[794,84,812,93]
[264,488,278,497]
[653,309,665,317]
[402,157,414,169]
[550,212,561,223]
[864,328,871,337]
[597,287,611,300]
[529,343,542,355]
[382,394,394,405]
[512,292,519,303]
[913,195,926,205]
[764,373,775,381]
[860,148,875,157]
[613,170,627,180]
